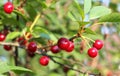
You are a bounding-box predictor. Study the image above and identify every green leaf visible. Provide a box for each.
[1,18,20,25]
[84,0,92,14]
[13,10,28,21]
[77,21,90,26]
[74,0,85,20]
[99,13,120,22]
[0,74,7,76]
[9,66,33,74]
[68,11,77,21]
[84,28,96,35]
[33,27,57,41]
[6,32,21,41]
[0,62,10,74]
[89,6,111,19]
[24,3,37,21]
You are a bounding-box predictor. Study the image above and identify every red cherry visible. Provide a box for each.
[63,66,69,73]
[4,45,12,51]
[87,47,98,58]
[27,42,37,53]
[17,37,27,46]
[4,2,14,14]
[57,38,70,50]
[39,56,49,66]
[93,40,103,50]
[0,33,6,41]
[50,45,60,53]
[27,51,35,57]
[3,29,9,36]
[65,41,74,52]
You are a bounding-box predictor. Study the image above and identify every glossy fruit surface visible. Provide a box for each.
[27,42,37,53]
[4,45,12,51]
[65,41,74,52]
[57,38,70,50]
[50,45,60,53]
[4,2,14,14]
[0,33,6,41]
[93,40,103,50]
[87,47,98,58]
[39,56,49,66]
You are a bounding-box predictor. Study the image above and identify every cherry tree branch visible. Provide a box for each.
[49,56,101,76]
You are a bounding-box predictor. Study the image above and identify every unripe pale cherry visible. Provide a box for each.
[57,38,70,50]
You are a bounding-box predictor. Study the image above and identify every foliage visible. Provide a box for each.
[0,0,120,76]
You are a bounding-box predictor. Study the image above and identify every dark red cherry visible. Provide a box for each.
[17,37,27,46]
[50,45,60,53]
[4,45,12,51]
[27,42,37,53]
[65,41,74,52]
[57,38,70,50]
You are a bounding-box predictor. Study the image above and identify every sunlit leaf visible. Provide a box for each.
[84,0,92,14]
[99,13,120,22]
[90,6,111,19]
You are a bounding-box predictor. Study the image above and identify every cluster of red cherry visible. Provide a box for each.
[2,2,104,67]
[88,40,103,58]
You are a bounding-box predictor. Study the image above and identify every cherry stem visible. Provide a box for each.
[81,36,91,48]
[82,36,95,43]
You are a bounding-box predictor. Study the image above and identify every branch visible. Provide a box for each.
[49,56,102,76]
[0,42,19,46]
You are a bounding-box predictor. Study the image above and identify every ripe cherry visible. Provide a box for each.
[50,45,60,53]
[0,33,6,41]
[27,42,37,53]
[65,41,74,52]
[4,2,14,14]
[57,38,70,50]
[87,47,98,58]
[93,40,103,50]
[27,51,35,57]
[63,66,69,73]
[4,45,12,51]
[17,37,27,46]
[3,29,9,36]
[39,56,49,66]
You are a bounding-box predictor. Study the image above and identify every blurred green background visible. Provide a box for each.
[0,0,120,76]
